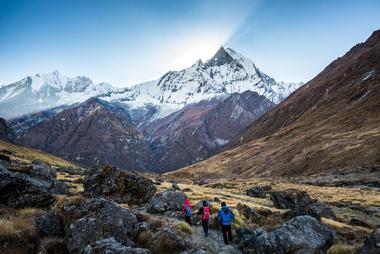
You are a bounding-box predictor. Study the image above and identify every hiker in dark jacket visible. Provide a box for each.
[182,198,192,226]
[197,200,211,237]
[217,202,235,245]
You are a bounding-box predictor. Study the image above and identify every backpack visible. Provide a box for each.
[202,207,210,221]
[185,206,192,217]
[218,206,234,225]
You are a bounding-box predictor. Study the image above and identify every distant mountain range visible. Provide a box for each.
[1,47,302,171]
[0,47,301,121]
[170,30,380,181]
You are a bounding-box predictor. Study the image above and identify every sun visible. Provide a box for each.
[169,35,224,70]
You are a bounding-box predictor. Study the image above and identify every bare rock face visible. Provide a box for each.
[84,237,151,254]
[63,198,138,254]
[237,215,335,254]
[83,166,156,205]
[246,186,267,198]
[19,98,153,170]
[0,165,55,208]
[357,228,380,254]
[147,189,187,213]
[34,209,64,237]
[0,117,15,142]
[151,228,186,254]
[30,160,57,180]
[145,91,275,172]
[270,189,313,212]
[270,189,335,220]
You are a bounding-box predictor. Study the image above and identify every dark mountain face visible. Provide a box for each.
[145,91,274,172]
[170,30,380,180]
[205,46,234,67]
[19,98,152,170]
[0,118,15,142]
[16,90,274,172]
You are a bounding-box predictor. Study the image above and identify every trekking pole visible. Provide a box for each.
[216,221,221,250]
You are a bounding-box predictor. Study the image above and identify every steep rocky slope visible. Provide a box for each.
[17,91,274,172]
[146,91,274,172]
[170,30,380,180]
[0,118,15,142]
[19,98,152,170]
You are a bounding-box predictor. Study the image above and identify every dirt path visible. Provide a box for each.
[186,224,241,253]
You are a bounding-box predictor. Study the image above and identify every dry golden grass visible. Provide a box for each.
[328,244,358,254]
[155,177,378,247]
[321,218,372,234]
[0,218,35,237]
[56,172,84,193]
[15,208,42,218]
[55,194,84,210]
[176,222,193,234]
[0,139,79,169]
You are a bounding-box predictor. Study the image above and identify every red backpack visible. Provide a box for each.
[203,206,210,220]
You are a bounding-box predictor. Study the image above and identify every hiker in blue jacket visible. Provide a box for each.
[217,202,235,245]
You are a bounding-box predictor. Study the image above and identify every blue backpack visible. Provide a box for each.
[185,206,192,216]
[218,206,234,225]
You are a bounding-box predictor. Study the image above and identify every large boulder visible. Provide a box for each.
[151,228,186,254]
[237,203,262,224]
[246,187,267,198]
[237,215,335,254]
[270,189,335,220]
[83,166,156,205]
[147,189,187,213]
[34,209,64,237]
[50,179,70,195]
[270,189,313,211]
[30,160,57,180]
[305,202,336,220]
[84,237,151,254]
[357,228,380,254]
[0,165,55,208]
[39,238,69,254]
[64,198,138,253]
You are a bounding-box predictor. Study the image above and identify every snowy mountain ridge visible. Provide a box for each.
[0,47,303,120]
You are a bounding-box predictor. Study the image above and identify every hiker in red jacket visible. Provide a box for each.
[197,200,211,237]
[182,198,192,226]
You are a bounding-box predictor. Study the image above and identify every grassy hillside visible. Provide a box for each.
[0,139,80,169]
[169,30,380,181]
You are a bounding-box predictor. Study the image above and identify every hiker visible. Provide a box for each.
[182,197,192,226]
[217,202,235,245]
[197,200,211,237]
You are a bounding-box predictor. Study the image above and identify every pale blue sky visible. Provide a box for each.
[1,0,379,86]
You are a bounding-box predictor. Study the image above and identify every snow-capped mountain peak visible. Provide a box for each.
[0,71,118,119]
[0,47,303,120]
[205,46,234,66]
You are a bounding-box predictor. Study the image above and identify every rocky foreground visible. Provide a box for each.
[0,152,379,254]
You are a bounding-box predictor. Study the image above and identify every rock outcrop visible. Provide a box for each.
[63,198,138,253]
[83,166,156,205]
[34,209,64,237]
[246,186,269,198]
[0,165,55,208]
[357,228,380,254]
[30,160,57,180]
[237,215,335,254]
[270,189,334,220]
[0,117,15,142]
[148,189,187,213]
[84,237,151,254]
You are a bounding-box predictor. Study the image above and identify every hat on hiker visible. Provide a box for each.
[221,202,226,207]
